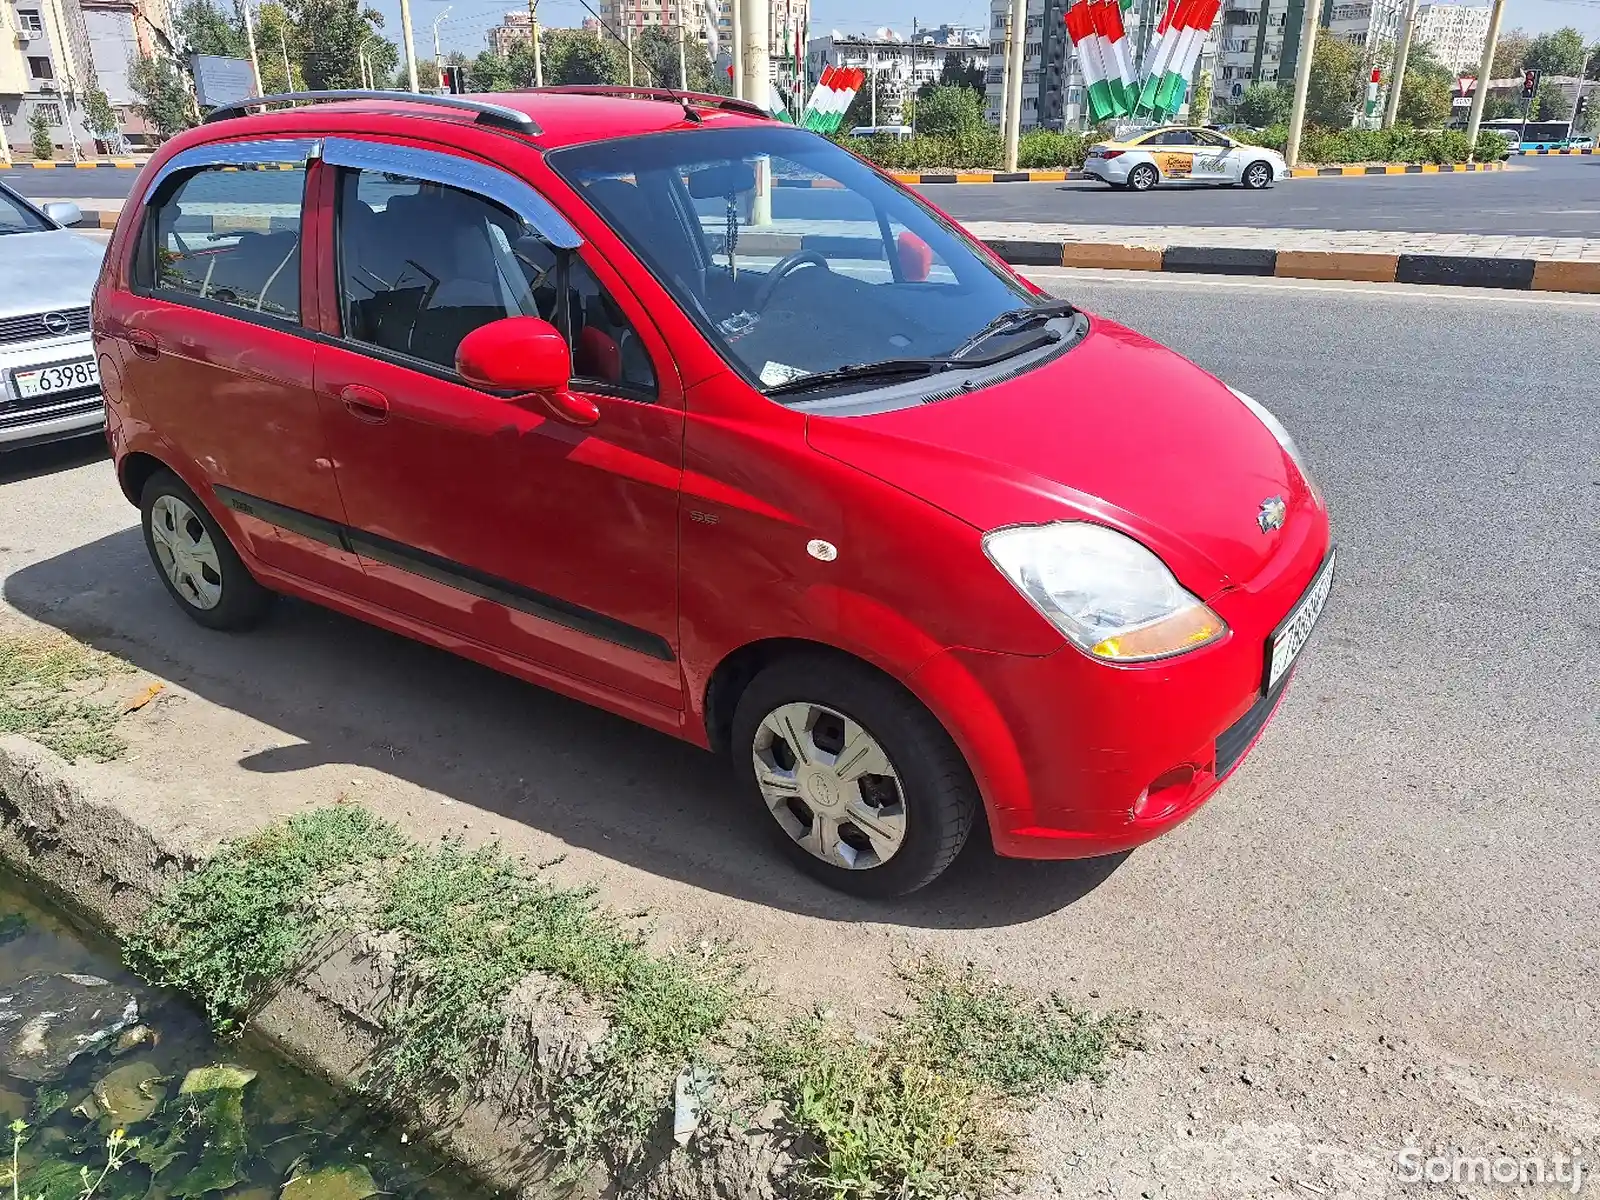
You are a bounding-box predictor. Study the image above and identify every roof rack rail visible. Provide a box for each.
[523,85,773,121]
[203,90,541,135]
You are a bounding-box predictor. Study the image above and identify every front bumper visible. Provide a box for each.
[909,524,1332,860]
[0,332,104,450]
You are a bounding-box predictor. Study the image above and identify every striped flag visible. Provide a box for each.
[1134,0,1189,113]
[1065,0,1116,120]
[1150,0,1220,117]
[1089,0,1136,115]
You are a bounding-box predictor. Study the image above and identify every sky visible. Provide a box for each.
[371,0,1599,63]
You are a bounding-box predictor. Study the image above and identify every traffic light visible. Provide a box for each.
[1577,93,1589,121]
[1521,69,1539,100]
[441,64,466,94]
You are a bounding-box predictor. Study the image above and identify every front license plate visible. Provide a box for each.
[12,358,100,400]
[1265,551,1336,694]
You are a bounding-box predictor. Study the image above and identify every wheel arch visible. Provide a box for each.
[117,449,172,507]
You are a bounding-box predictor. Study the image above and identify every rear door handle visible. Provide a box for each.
[127,330,159,360]
[340,384,390,424]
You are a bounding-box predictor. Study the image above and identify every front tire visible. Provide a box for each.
[1127,163,1160,192]
[731,655,978,897]
[141,470,274,630]
[1242,160,1274,189]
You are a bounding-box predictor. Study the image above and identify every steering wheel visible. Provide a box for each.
[753,251,831,311]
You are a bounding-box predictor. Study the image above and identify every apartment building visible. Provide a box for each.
[1412,1,1489,73]
[705,0,810,71]
[1214,0,1412,109]
[3,0,171,158]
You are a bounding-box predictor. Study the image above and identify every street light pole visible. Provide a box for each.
[399,0,421,91]
[527,0,543,86]
[1283,0,1319,166]
[1381,0,1416,129]
[432,5,451,86]
[1462,0,1505,159]
[1002,0,1025,170]
[239,0,264,97]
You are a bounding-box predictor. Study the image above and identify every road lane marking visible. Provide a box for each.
[1021,266,1600,306]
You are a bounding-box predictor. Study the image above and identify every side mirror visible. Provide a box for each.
[43,201,83,228]
[455,316,599,427]
[896,231,932,283]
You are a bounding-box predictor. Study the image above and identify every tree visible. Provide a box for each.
[175,0,245,56]
[1523,27,1586,76]
[29,106,53,161]
[1587,41,1600,81]
[1305,35,1361,128]
[129,53,196,137]
[1236,81,1291,125]
[283,0,388,89]
[1533,81,1567,120]
[84,89,120,140]
[543,27,625,86]
[470,49,514,91]
[912,83,985,136]
[1396,40,1451,126]
[1491,28,1530,80]
[630,25,716,91]
[255,1,300,91]
[938,50,984,93]
[1482,95,1517,120]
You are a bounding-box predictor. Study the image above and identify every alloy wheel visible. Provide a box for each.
[1246,162,1271,188]
[149,494,224,610]
[751,701,908,870]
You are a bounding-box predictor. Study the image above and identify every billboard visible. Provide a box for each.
[192,54,256,108]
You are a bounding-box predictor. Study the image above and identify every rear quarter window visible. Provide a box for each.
[135,164,306,322]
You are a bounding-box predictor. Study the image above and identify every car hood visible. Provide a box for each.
[805,315,1311,594]
[0,230,105,319]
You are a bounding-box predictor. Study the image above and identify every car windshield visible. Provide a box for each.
[0,188,51,236]
[547,126,1038,394]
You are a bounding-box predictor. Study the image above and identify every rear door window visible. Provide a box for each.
[138,165,305,322]
[336,168,655,396]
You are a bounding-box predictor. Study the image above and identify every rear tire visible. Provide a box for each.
[141,470,274,631]
[1127,163,1159,192]
[1242,160,1274,189]
[731,655,978,898]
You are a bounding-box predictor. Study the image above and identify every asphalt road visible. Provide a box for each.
[2,270,1596,1192]
[9,151,1599,235]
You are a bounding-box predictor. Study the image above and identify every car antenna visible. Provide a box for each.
[567,0,701,123]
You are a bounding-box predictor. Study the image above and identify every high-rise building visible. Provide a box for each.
[1411,1,1489,73]
[708,0,810,75]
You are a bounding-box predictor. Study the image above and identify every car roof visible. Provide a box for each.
[203,89,772,151]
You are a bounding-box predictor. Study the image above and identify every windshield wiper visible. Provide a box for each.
[765,329,1063,398]
[949,300,1078,360]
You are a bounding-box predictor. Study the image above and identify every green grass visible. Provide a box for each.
[754,962,1140,1200]
[0,631,130,762]
[371,838,740,1179]
[128,808,1138,1199]
[125,805,407,1030]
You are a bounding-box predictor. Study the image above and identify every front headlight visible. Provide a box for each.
[983,522,1227,662]
[1229,386,1317,496]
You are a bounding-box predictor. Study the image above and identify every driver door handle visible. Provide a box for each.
[341,384,390,424]
[127,330,160,360]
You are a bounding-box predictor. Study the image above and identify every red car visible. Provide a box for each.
[92,87,1333,896]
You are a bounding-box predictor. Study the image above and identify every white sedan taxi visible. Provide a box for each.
[1082,126,1289,191]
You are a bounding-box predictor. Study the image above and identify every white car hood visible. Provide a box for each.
[0,229,105,320]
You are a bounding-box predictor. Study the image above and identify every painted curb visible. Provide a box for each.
[1286,160,1507,178]
[16,159,141,168]
[979,236,1600,294]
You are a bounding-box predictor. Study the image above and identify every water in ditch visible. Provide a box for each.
[0,869,497,1200]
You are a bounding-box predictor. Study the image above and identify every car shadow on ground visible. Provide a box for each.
[0,437,108,486]
[5,527,1128,929]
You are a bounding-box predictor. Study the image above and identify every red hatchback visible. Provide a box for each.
[92,87,1333,896]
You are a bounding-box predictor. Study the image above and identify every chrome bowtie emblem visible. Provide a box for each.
[42,312,70,335]
[1257,495,1287,533]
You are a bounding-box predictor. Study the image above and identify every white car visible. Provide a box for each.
[0,183,105,452]
[1082,126,1289,191]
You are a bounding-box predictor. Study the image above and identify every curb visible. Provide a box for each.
[1286,160,1505,177]
[1512,147,1597,156]
[784,160,1509,185]
[1006,239,1600,293]
[14,159,141,169]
